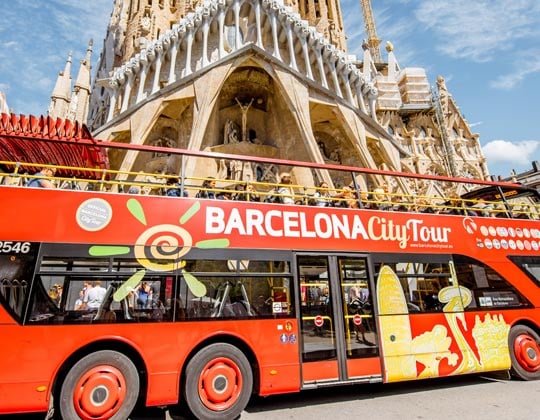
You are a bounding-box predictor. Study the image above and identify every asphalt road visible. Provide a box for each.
[6,373,540,419]
[133,372,539,420]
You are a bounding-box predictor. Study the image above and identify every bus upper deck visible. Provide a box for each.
[1,132,540,420]
[1,135,539,220]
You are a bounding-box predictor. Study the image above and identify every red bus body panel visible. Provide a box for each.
[0,319,301,412]
[0,187,539,413]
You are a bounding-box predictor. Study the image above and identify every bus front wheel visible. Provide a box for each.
[59,350,140,420]
[509,325,540,380]
[183,343,253,419]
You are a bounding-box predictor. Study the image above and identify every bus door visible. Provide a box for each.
[297,254,381,386]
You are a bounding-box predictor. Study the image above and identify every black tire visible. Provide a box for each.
[59,350,140,420]
[509,325,540,380]
[183,343,253,420]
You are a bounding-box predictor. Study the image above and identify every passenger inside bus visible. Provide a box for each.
[81,280,106,310]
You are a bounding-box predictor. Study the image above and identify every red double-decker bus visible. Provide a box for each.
[1,134,539,419]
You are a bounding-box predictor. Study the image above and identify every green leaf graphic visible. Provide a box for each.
[182,269,207,298]
[180,201,201,224]
[127,198,147,225]
[113,269,146,302]
[89,245,131,256]
[195,238,230,249]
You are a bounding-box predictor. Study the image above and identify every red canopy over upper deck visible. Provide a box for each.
[0,113,108,179]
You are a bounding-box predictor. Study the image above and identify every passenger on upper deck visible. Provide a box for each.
[358,190,375,209]
[470,199,493,217]
[392,195,412,212]
[276,173,296,205]
[166,177,188,197]
[312,181,333,207]
[444,194,476,216]
[234,183,260,202]
[196,178,217,199]
[334,186,357,208]
[415,198,437,214]
[373,185,391,210]
[26,164,56,188]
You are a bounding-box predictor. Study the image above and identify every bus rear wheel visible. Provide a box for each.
[183,343,253,419]
[509,325,540,380]
[59,350,139,420]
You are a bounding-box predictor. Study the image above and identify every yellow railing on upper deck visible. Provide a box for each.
[1,159,539,220]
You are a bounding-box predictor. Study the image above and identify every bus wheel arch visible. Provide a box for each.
[182,340,256,420]
[509,324,540,380]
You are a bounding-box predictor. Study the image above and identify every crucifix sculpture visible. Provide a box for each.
[235,97,254,142]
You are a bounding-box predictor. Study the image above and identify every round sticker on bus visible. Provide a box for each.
[353,314,362,326]
[76,198,113,231]
[314,315,324,327]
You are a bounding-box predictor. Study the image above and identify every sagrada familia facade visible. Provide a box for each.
[46,0,489,196]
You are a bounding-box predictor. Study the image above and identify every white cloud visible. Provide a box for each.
[490,53,540,89]
[468,121,483,128]
[414,0,540,63]
[482,139,539,166]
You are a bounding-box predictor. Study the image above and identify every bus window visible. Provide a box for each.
[27,247,176,324]
[338,257,378,357]
[374,260,453,313]
[0,241,38,322]
[298,255,336,362]
[453,255,531,310]
[373,254,531,314]
[508,256,540,287]
[176,258,293,320]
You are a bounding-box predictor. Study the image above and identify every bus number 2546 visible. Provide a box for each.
[0,241,31,254]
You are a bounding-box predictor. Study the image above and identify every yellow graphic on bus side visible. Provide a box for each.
[87,199,230,298]
[376,265,511,382]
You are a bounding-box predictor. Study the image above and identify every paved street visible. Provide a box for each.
[6,373,540,419]
[133,372,540,420]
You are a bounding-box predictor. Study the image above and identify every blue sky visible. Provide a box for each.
[0,0,538,178]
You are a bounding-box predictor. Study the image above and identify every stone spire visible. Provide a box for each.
[69,40,94,122]
[48,52,73,119]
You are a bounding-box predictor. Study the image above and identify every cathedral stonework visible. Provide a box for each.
[60,0,487,197]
